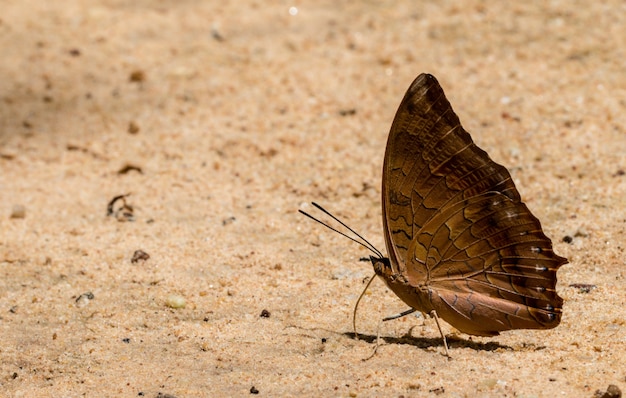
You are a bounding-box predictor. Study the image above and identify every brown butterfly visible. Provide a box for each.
[301,73,567,356]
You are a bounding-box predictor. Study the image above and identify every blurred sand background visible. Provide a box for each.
[1,1,625,396]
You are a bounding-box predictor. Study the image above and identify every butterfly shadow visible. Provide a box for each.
[343,329,512,353]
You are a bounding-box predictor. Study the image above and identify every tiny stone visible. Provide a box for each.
[211,27,225,42]
[574,227,589,237]
[222,216,236,226]
[250,386,259,395]
[260,309,271,318]
[128,121,140,134]
[10,204,25,219]
[594,384,622,398]
[166,295,186,309]
[75,292,95,308]
[477,378,498,389]
[129,70,146,82]
[155,393,177,398]
[131,250,150,263]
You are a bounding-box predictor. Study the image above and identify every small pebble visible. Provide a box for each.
[10,204,25,219]
[594,384,622,398]
[477,378,498,389]
[129,70,146,82]
[166,295,186,309]
[222,216,236,226]
[131,250,150,263]
[128,121,140,134]
[75,292,95,308]
[155,393,177,398]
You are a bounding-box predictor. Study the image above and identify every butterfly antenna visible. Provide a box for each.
[298,202,384,259]
[310,202,384,258]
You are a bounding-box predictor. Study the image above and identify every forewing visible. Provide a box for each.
[382,74,518,274]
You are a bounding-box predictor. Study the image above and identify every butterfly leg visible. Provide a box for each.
[382,308,418,322]
[362,318,385,361]
[362,308,419,361]
[352,273,377,340]
[429,310,450,359]
[375,308,451,358]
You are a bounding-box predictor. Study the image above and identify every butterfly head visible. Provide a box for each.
[370,255,392,277]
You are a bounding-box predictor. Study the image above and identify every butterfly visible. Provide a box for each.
[301,73,567,356]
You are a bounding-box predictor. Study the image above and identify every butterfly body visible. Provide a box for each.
[377,73,567,337]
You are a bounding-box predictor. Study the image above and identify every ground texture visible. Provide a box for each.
[1,1,625,397]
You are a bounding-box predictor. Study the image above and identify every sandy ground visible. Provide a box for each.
[1,1,625,397]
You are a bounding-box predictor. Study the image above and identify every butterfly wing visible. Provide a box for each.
[411,192,565,335]
[381,73,567,335]
[382,74,519,275]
